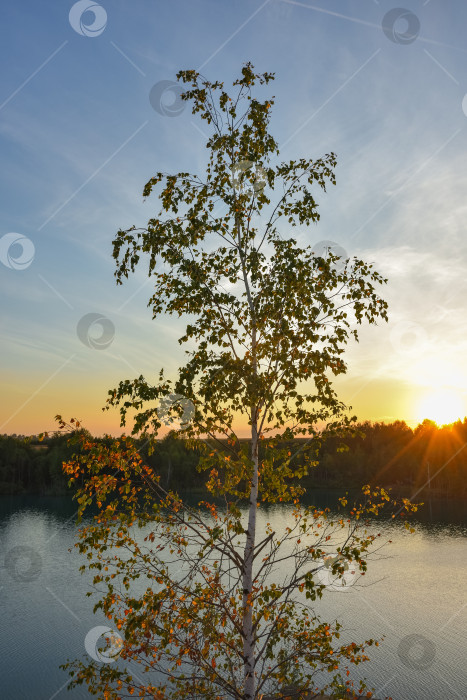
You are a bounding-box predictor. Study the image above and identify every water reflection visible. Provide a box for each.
[0,493,466,700]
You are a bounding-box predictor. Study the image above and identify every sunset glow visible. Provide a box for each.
[416,389,466,427]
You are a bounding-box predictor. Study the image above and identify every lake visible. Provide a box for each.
[1,493,466,700]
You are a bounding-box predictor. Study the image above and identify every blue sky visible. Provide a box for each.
[2,0,467,435]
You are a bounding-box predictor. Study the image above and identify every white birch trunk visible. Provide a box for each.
[242,325,259,700]
[242,416,258,699]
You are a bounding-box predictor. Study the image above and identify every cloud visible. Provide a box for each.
[342,243,467,390]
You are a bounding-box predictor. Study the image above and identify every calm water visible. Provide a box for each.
[1,493,466,700]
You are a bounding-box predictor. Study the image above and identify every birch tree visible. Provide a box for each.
[59,64,416,700]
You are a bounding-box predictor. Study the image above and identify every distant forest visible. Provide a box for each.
[1,419,467,499]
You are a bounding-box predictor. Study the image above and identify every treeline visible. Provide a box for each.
[1,418,467,498]
[311,418,467,497]
[0,431,203,495]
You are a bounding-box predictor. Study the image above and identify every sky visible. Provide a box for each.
[1,0,467,437]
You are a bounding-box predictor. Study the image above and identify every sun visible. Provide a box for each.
[416,389,466,426]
